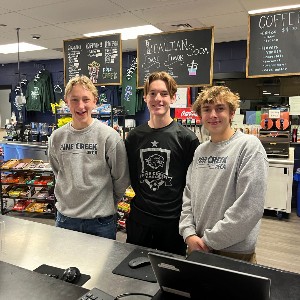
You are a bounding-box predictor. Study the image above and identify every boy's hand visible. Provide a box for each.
[186,235,210,253]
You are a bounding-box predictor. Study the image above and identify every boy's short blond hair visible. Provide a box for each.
[192,86,240,116]
[144,71,177,98]
[64,75,98,99]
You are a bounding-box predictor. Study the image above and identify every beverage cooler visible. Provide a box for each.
[259,105,290,158]
[259,105,294,218]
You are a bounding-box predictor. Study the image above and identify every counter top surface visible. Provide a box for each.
[1,215,300,299]
[0,215,160,297]
[268,147,295,166]
[0,140,48,148]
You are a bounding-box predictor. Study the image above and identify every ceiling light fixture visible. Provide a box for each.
[248,4,300,15]
[84,25,162,40]
[0,42,46,54]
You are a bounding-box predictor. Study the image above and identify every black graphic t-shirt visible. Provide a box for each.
[125,121,199,224]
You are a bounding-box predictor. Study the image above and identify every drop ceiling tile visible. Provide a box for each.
[58,13,146,34]
[19,0,127,24]
[0,0,66,11]
[135,0,245,24]
[201,12,248,28]
[0,12,47,30]
[111,0,198,10]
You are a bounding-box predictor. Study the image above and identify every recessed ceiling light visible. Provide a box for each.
[84,25,162,40]
[249,4,300,14]
[0,42,47,54]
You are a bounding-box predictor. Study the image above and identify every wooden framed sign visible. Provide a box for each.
[64,33,122,85]
[247,8,300,78]
[137,27,214,87]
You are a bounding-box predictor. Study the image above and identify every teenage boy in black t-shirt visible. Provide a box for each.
[125,71,199,255]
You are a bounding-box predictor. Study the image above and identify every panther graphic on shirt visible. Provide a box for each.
[139,140,172,191]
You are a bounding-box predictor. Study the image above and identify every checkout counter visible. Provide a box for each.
[0,141,48,161]
[1,215,300,299]
[0,215,159,299]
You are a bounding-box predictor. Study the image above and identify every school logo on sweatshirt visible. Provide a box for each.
[197,155,228,169]
[139,140,172,191]
[60,143,98,155]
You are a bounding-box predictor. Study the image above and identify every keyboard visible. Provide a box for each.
[77,287,114,300]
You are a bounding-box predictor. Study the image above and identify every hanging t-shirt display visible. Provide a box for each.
[25,69,54,112]
[25,79,44,112]
[121,72,137,115]
[98,86,120,106]
[53,84,64,103]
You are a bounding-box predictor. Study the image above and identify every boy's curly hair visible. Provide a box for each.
[193,86,240,116]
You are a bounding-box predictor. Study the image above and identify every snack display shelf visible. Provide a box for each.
[2,183,53,187]
[2,195,55,215]
[0,159,55,217]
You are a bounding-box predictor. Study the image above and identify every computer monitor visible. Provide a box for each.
[149,252,271,300]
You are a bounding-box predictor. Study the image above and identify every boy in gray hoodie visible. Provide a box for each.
[179,86,268,263]
[48,75,130,239]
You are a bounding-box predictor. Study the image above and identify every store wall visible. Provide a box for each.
[0,88,11,128]
[0,40,247,125]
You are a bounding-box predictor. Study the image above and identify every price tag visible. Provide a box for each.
[269,110,280,119]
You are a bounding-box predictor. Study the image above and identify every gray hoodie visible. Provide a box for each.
[179,130,268,254]
[48,119,130,219]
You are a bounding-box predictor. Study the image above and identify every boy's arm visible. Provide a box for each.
[108,139,130,203]
[203,150,269,250]
[179,163,197,241]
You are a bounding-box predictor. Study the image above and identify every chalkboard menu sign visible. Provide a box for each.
[247,8,300,78]
[137,27,214,87]
[64,33,121,85]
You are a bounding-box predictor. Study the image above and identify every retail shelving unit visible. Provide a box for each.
[54,105,126,140]
[0,160,55,217]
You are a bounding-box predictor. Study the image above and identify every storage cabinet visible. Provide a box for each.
[265,166,292,212]
[0,159,55,216]
[264,153,294,215]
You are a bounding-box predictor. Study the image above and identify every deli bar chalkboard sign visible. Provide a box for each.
[137,27,214,87]
[247,8,300,78]
[64,33,121,85]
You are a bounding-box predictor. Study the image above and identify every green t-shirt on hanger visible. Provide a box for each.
[121,72,137,116]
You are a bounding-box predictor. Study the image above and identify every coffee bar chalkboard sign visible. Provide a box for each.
[137,27,214,87]
[247,8,300,78]
[64,33,121,85]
